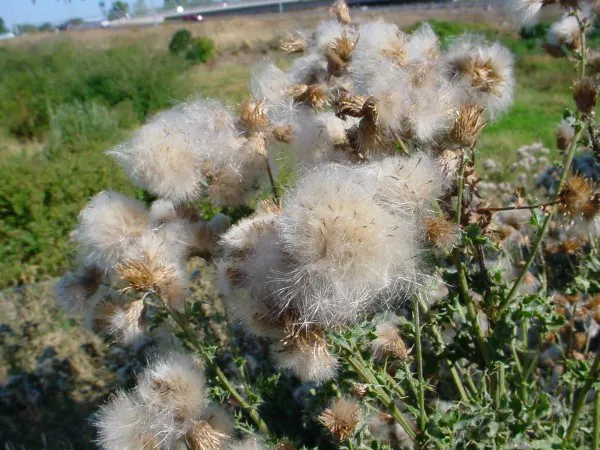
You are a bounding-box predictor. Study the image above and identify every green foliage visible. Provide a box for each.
[108,1,130,20]
[0,43,188,141]
[169,29,193,54]
[0,17,7,34]
[185,36,216,63]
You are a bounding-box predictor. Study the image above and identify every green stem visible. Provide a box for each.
[264,156,279,201]
[414,299,427,432]
[418,300,471,403]
[455,153,466,225]
[345,354,418,442]
[595,391,600,450]
[499,124,584,315]
[565,350,600,442]
[166,306,273,438]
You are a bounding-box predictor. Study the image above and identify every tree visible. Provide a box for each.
[99,1,107,17]
[108,1,129,20]
[134,0,149,16]
[0,18,8,34]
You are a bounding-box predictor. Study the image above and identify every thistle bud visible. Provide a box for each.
[319,398,362,441]
[573,78,597,116]
[334,89,368,120]
[450,104,487,148]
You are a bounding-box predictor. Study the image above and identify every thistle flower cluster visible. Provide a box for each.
[96,354,240,450]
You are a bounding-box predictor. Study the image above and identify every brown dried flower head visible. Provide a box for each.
[371,322,411,360]
[116,256,178,297]
[573,78,598,116]
[186,421,231,450]
[280,35,307,54]
[559,175,600,219]
[451,104,487,148]
[457,56,506,95]
[425,216,461,252]
[329,0,351,24]
[319,398,361,441]
[236,100,270,134]
[334,89,368,120]
[271,124,294,143]
[555,120,575,151]
[325,47,346,77]
[332,33,356,63]
[290,84,329,110]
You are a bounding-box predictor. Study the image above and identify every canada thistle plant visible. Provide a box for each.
[56,1,600,448]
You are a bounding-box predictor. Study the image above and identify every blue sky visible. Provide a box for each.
[0,0,143,28]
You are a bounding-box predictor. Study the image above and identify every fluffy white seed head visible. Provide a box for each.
[136,354,207,440]
[108,299,147,345]
[445,37,514,117]
[291,110,353,165]
[96,392,161,450]
[272,330,339,382]
[370,153,448,218]
[74,191,148,270]
[506,0,545,26]
[277,163,422,326]
[548,15,582,50]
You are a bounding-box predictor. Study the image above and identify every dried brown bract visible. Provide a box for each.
[236,100,270,134]
[319,398,361,441]
[271,125,294,143]
[451,104,487,148]
[573,78,597,116]
[280,35,307,54]
[186,421,230,450]
[334,89,368,119]
[290,84,329,110]
[425,216,461,252]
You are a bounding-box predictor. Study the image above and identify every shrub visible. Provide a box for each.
[168,29,193,55]
[185,36,215,63]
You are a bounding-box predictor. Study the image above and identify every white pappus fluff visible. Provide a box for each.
[74,191,148,271]
[276,163,423,326]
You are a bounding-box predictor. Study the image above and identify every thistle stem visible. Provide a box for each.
[475,200,559,213]
[565,350,600,443]
[418,300,470,403]
[455,154,466,225]
[264,156,279,202]
[165,305,273,439]
[414,299,427,432]
[498,124,584,315]
[344,353,418,442]
[594,391,600,450]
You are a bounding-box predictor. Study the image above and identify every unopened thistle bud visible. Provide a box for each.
[555,119,575,151]
[450,104,487,148]
[573,78,598,116]
[329,0,351,25]
[280,35,307,54]
[371,321,411,360]
[319,397,362,441]
[559,175,600,219]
